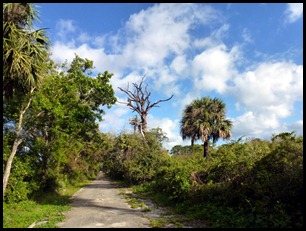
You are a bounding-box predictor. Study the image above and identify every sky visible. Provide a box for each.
[36,3,303,150]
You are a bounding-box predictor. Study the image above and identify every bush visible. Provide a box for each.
[101,132,170,184]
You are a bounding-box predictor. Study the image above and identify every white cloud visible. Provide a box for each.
[230,61,303,139]
[284,3,303,23]
[232,111,280,138]
[287,120,303,136]
[194,24,230,49]
[147,115,189,150]
[170,55,188,75]
[47,3,302,148]
[112,72,144,96]
[77,32,91,43]
[192,44,240,94]
[55,19,77,40]
[99,104,131,134]
[231,62,303,117]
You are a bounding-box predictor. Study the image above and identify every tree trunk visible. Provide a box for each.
[203,141,209,158]
[3,88,34,198]
[3,137,23,197]
[141,114,148,133]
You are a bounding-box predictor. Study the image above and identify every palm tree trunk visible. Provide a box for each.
[203,141,209,158]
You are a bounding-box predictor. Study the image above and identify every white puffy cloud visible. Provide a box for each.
[284,3,303,23]
[46,3,302,148]
[192,44,240,94]
[170,55,188,75]
[147,115,189,150]
[230,61,303,139]
[232,111,280,138]
[231,62,303,117]
[99,104,131,134]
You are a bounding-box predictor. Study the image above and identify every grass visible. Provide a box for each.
[3,180,91,228]
[3,198,71,228]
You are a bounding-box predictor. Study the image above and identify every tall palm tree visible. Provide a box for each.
[3,3,49,99]
[180,97,233,158]
[3,3,49,197]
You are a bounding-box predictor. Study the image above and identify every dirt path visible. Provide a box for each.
[57,171,151,228]
[57,171,209,228]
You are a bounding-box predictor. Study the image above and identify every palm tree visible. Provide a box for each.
[3,3,49,197]
[180,97,233,158]
[129,116,140,134]
[129,115,145,137]
[3,3,49,99]
[180,104,198,146]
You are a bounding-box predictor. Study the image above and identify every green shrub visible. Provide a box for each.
[101,132,170,184]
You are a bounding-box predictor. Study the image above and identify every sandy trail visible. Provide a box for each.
[57,171,151,228]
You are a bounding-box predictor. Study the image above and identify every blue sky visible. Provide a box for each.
[36,3,303,150]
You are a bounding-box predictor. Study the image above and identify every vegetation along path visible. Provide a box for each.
[57,171,207,228]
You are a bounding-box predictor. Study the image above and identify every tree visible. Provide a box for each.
[180,97,233,158]
[3,54,117,199]
[25,55,117,190]
[3,3,49,197]
[3,3,49,99]
[118,76,173,135]
[148,127,169,148]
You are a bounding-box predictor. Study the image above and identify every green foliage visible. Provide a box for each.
[229,132,303,227]
[3,133,39,203]
[170,144,204,155]
[101,132,170,184]
[3,54,116,202]
[3,3,50,99]
[149,127,169,147]
[128,132,302,228]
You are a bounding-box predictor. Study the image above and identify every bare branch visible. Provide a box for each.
[147,94,174,110]
[118,77,173,133]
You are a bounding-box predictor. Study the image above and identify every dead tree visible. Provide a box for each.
[118,76,173,135]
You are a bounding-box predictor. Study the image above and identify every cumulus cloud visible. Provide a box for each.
[231,62,303,116]
[46,3,302,148]
[170,55,188,75]
[192,44,240,94]
[117,3,220,70]
[230,62,303,139]
[284,3,303,23]
[232,111,280,138]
